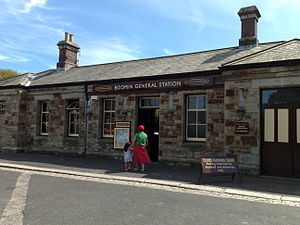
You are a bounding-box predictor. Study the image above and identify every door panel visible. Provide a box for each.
[262,89,300,178]
[262,107,293,177]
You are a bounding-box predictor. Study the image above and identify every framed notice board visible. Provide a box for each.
[113,121,131,149]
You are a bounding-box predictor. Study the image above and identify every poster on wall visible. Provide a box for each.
[114,121,131,149]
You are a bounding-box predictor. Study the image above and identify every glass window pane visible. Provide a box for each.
[71,113,78,122]
[41,123,47,133]
[188,96,197,109]
[103,124,112,135]
[111,99,115,110]
[42,113,48,122]
[104,112,110,123]
[264,109,275,142]
[262,88,300,105]
[70,124,75,134]
[188,111,196,124]
[278,109,289,143]
[42,102,48,112]
[104,100,111,110]
[197,125,206,138]
[147,98,153,106]
[187,125,196,138]
[141,98,147,107]
[155,98,160,106]
[197,111,206,124]
[197,96,206,109]
[111,112,115,122]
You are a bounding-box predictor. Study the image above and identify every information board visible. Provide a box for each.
[200,157,238,173]
[114,127,130,149]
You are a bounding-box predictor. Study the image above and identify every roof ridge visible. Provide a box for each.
[73,41,284,70]
[222,39,298,67]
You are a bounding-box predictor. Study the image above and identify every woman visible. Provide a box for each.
[132,125,151,171]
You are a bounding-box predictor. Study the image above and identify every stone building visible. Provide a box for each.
[1,6,300,178]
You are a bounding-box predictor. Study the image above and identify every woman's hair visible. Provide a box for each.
[123,142,131,152]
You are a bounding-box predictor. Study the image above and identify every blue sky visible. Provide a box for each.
[1,0,300,74]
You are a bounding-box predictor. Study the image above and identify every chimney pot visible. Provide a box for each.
[65,32,69,41]
[69,34,74,42]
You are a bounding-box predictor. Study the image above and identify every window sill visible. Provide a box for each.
[63,137,79,145]
[34,135,48,139]
[98,138,113,143]
[181,141,207,148]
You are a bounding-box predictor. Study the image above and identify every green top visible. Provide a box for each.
[134,131,148,146]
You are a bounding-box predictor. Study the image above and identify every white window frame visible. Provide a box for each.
[40,101,49,136]
[66,100,79,137]
[186,95,207,141]
[103,98,116,138]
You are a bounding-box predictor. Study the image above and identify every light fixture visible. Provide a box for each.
[236,106,246,121]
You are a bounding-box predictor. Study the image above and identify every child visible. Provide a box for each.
[123,142,133,171]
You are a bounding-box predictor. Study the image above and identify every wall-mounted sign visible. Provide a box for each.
[116,121,131,128]
[89,77,213,94]
[235,122,249,134]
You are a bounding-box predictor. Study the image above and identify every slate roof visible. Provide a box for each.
[0,70,55,88]
[224,39,300,67]
[2,39,300,88]
[0,74,27,87]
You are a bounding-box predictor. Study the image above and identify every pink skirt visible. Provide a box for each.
[134,145,151,163]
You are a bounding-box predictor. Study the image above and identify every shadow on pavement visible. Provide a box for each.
[1,152,300,197]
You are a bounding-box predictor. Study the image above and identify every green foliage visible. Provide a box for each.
[0,69,19,80]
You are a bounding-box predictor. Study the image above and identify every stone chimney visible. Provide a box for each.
[238,6,261,48]
[56,32,80,71]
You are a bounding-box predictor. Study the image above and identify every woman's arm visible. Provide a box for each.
[131,136,136,147]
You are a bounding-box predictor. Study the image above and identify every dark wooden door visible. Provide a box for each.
[138,108,159,161]
[262,105,300,177]
[293,107,300,178]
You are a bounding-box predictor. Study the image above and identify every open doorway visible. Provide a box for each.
[138,97,160,162]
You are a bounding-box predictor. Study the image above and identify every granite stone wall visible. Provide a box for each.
[3,65,300,175]
[223,65,300,175]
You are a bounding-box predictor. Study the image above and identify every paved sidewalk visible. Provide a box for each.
[1,152,300,203]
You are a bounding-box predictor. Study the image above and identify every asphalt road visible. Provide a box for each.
[0,170,19,215]
[1,169,299,225]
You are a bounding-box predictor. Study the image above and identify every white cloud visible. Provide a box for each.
[0,54,30,63]
[47,64,55,69]
[0,55,9,60]
[19,0,47,13]
[0,0,67,67]
[163,48,174,55]
[79,35,140,65]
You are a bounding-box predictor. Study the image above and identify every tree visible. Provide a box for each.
[0,69,19,80]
